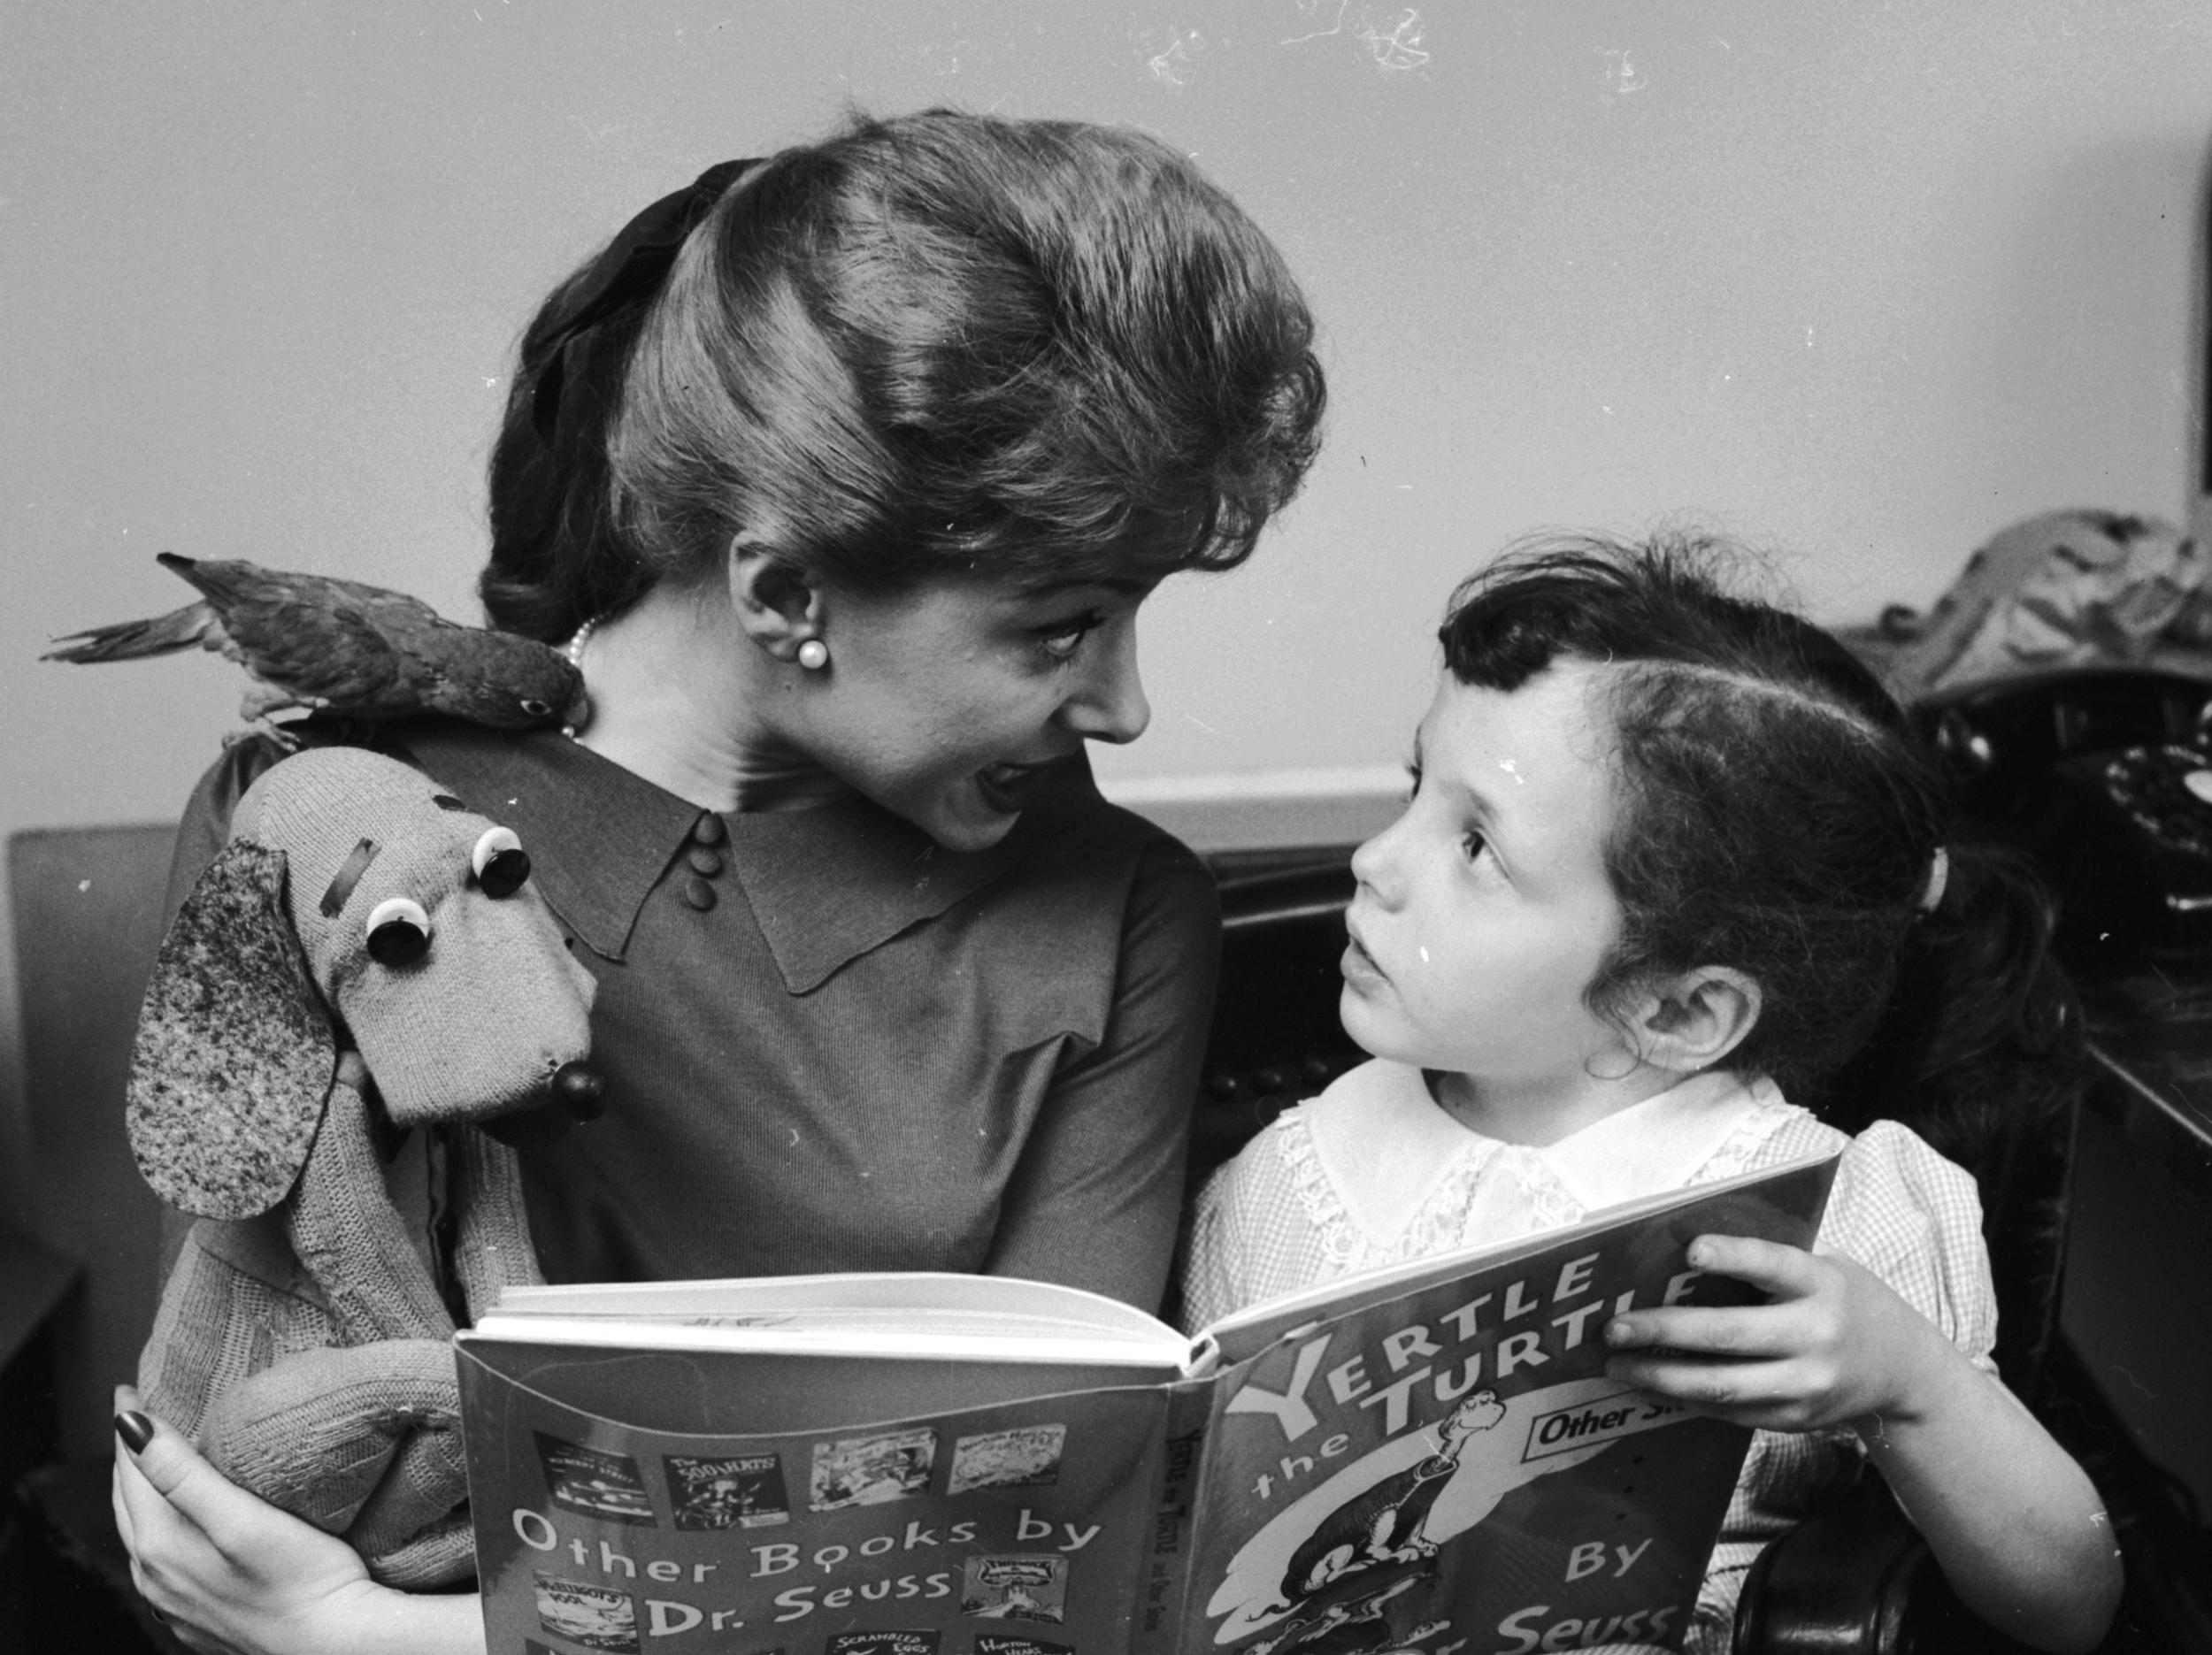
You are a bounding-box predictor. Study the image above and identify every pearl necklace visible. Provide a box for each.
[561,617,599,738]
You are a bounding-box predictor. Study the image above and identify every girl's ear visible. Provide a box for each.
[1629,966,1763,1074]
[726,536,825,661]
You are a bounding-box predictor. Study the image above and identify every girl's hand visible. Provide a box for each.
[110,1386,483,1655]
[1599,1233,1951,1433]
[1601,1236,2120,1652]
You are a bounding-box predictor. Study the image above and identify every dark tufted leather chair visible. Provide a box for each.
[1187,856,1365,1197]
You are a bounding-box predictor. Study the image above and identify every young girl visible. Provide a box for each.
[1183,538,2121,1653]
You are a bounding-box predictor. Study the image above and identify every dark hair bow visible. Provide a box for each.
[527,157,761,446]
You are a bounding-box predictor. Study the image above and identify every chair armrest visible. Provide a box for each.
[1732,1463,1932,1655]
[1733,1464,2055,1655]
[17,1460,188,1651]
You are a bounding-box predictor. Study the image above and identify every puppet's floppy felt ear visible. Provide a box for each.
[127,838,339,1219]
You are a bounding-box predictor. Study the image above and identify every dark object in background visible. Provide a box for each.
[1910,667,2212,966]
[1187,854,1363,1197]
[43,552,587,732]
[1800,642,2211,1650]
[1161,854,1361,1336]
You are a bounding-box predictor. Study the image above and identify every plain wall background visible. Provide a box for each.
[6,0,2212,1230]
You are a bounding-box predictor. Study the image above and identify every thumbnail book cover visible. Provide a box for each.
[459,1152,1835,1655]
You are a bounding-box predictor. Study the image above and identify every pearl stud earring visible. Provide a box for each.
[797,640,829,670]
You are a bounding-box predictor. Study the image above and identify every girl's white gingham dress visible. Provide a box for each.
[1182,1058,2001,1653]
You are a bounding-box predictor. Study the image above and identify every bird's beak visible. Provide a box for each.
[563,689,593,732]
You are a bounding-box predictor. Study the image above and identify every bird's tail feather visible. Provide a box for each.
[43,601,220,663]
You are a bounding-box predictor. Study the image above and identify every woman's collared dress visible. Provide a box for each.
[166,716,1219,1310]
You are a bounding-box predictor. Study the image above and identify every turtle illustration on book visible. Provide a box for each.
[1270,1391,1505,1612]
[1209,1375,1630,1644]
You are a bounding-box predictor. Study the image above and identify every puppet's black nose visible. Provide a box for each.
[550,1061,605,1122]
[482,1061,605,1148]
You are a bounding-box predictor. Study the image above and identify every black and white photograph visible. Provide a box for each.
[9,5,2208,1653]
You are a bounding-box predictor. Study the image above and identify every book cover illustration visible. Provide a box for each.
[949,1425,1067,1495]
[961,1554,1070,1621]
[463,1356,1168,1652]
[826,1633,940,1654]
[667,1452,792,1529]
[1200,1379,1701,1651]
[532,1572,641,1650]
[1171,1161,1839,1655]
[811,1425,938,1511]
[535,1432,658,1526]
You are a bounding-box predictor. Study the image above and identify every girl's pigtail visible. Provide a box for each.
[1821,842,2083,1394]
[1824,842,2080,1168]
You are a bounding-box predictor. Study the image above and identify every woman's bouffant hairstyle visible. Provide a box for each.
[1437,534,2080,1162]
[483,109,1326,640]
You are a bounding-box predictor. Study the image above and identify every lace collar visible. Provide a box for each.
[1284,1059,1803,1271]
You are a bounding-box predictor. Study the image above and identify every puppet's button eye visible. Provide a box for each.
[365,897,433,966]
[519,698,552,718]
[472,825,531,898]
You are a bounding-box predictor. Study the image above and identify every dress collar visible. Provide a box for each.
[1534,1069,1784,1212]
[396,721,1105,990]
[1305,1059,1785,1239]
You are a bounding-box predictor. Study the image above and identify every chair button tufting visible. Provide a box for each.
[682,877,717,911]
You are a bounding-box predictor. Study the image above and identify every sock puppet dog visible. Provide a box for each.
[130,744,602,1586]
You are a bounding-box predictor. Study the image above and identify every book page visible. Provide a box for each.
[472,1314,1193,1369]
[490,1270,1191,1363]
[457,1338,1187,1439]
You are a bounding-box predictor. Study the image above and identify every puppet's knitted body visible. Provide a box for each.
[131,747,597,1585]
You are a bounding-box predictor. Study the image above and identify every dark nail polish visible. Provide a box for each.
[115,1411,154,1453]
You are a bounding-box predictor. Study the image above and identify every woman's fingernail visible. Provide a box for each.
[1605,1319,1632,1346]
[115,1411,154,1453]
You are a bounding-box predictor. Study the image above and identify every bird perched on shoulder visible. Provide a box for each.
[45,553,588,733]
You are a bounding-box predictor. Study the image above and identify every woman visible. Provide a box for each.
[113,108,1325,1652]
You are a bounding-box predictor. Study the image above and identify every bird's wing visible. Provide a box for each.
[220,595,416,713]
[167,556,455,641]
[309,572,460,643]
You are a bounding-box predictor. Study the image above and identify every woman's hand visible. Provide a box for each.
[1598,1233,1947,1431]
[1601,1237,2121,1654]
[110,1386,484,1655]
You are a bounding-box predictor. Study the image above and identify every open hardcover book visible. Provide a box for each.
[457,1150,1839,1655]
